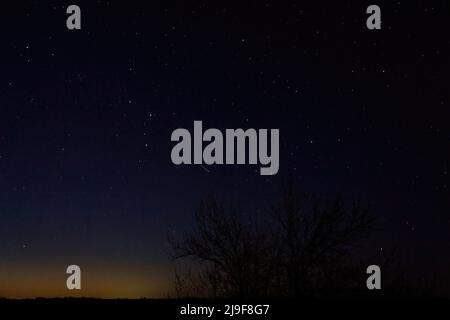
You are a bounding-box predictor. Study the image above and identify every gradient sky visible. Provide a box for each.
[0,1,449,298]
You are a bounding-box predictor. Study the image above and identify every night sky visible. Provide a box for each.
[0,1,449,298]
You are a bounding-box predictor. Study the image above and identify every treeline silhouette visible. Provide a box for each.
[169,186,442,299]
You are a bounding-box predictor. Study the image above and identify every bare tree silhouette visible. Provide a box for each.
[169,186,376,298]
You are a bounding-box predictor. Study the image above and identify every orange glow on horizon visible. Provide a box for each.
[0,263,168,299]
